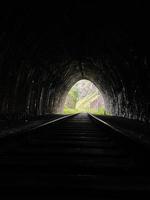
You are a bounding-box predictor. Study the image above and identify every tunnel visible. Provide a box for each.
[0,3,150,198]
[1,54,149,120]
[0,3,150,122]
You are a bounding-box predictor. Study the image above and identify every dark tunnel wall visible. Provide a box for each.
[0,3,150,122]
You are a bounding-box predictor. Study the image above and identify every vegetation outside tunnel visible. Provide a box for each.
[63,80,108,115]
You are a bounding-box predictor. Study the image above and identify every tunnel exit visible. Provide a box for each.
[63,79,106,114]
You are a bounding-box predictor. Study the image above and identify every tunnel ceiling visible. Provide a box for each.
[0,3,150,121]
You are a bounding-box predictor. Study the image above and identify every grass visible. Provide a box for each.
[89,106,107,115]
[63,106,108,115]
[63,107,79,114]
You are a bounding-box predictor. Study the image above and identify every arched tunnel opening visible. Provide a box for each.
[63,79,106,114]
[0,3,150,197]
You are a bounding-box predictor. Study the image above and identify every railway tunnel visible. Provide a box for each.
[0,2,150,198]
[0,4,149,121]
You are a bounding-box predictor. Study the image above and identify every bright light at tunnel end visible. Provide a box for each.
[63,79,107,115]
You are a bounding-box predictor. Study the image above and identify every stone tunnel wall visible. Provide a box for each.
[0,55,149,122]
[0,5,150,122]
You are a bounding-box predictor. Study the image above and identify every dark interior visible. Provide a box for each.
[0,2,149,121]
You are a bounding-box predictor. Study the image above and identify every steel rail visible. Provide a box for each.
[88,113,150,148]
[0,114,78,139]
[29,113,78,131]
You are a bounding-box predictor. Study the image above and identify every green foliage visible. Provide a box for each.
[64,86,79,110]
[63,107,79,114]
[68,87,79,102]
[90,106,107,115]
[63,105,108,115]
[63,79,109,115]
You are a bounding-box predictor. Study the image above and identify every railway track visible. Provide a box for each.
[0,113,150,198]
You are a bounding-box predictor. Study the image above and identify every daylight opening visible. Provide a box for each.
[63,79,106,114]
